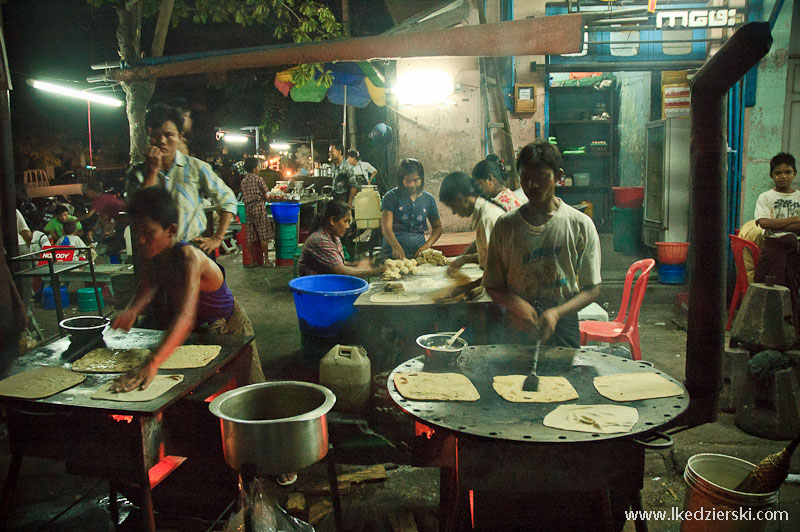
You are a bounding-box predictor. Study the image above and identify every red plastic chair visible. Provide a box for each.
[727,234,760,330]
[579,258,655,361]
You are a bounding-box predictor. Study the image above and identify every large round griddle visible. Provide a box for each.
[387,344,688,443]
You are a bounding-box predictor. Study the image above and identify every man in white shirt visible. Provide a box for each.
[346,150,378,187]
[484,140,601,347]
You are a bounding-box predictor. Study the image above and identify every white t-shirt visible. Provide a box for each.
[56,234,88,248]
[16,209,30,246]
[483,200,601,309]
[471,196,505,268]
[754,189,800,239]
[349,160,376,183]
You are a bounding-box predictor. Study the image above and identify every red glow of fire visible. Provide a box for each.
[110,415,133,423]
[202,377,237,402]
[415,421,434,440]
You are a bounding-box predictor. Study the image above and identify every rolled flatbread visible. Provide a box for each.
[159,345,222,369]
[394,372,480,401]
[370,292,421,303]
[543,404,639,434]
[71,348,150,373]
[593,373,684,402]
[91,374,185,402]
[0,367,86,399]
[493,375,579,403]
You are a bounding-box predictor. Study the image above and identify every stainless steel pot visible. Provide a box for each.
[209,381,336,475]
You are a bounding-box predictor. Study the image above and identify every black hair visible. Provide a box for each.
[243,158,259,173]
[346,149,360,160]
[472,159,507,185]
[516,139,563,174]
[146,103,185,133]
[87,182,103,193]
[310,200,350,233]
[53,205,69,216]
[329,143,344,154]
[439,171,480,204]
[770,152,797,173]
[398,158,425,188]
[485,154,509,181]
[62,221,77,235]
[127,186,179,229]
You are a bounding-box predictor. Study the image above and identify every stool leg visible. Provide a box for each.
[631,488,648,532]
[326,444,344,532]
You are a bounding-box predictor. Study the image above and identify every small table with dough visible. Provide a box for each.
[387,344,688,531]
[0,327,255,532]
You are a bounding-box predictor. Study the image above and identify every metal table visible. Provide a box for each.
[0,327,255,532]
[387,345,688,531]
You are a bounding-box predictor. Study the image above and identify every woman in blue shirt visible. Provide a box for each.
[380,158,443,259]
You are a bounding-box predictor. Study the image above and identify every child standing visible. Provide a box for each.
[240,158,274,267]
[111,186,265,393]
[754,152,800,334]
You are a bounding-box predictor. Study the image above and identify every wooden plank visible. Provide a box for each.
[113,15,582,82]
[286,492,306,513]
[299,464,387,495]
[308,500,333,525]
[388,509,419,532]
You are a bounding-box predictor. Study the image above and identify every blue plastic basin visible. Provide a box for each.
[269,202,301,224]
[42,286,70,309]
[288,275,368,337]
[659,263,686,285]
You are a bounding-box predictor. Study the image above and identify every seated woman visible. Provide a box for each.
[380,158,443,260]
[297,200,382,278]
[472,157,523,212]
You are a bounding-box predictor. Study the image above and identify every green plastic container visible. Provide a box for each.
[237,202,246,223]
[611,206,643,254]
[277,223,297,238]
[77,287,104,312]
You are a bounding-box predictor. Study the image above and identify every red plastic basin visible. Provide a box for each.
[613,186,644,208]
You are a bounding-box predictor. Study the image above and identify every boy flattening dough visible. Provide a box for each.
[111,187,265,392]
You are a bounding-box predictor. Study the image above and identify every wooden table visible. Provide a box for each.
[16,262,134,288]
[0,328,254,532]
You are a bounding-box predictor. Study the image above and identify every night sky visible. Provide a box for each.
[3,0,395,171]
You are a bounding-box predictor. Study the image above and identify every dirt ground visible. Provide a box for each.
[4,250,800,531]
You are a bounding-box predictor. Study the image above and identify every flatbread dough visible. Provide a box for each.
[159,345,222,369]
[370,292,421,303]
[543,404,639,434]
[71,348,151,373]
[493,375,579,403]
[91,374,185,402]
[593,373,684,402]
[394,372,480,401]
[0,367,86,399]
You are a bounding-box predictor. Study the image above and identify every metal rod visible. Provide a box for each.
[685,22,772,426]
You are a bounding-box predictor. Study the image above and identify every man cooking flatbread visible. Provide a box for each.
[110,187,265,392]
[484,140,601,347]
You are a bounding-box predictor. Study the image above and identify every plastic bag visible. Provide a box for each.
[224,477,314,532]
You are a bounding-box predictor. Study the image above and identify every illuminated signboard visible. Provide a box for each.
[545,3,742,66]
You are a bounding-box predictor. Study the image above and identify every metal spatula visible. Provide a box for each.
[521,340,542,392]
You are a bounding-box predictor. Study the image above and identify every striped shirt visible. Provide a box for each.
[146,151,237,242]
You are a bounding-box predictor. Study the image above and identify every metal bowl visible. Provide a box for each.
[60,315,109,346]
[416,333,468,364]
[209,381,336,476]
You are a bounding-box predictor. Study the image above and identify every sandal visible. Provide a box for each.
[276,472,297,486]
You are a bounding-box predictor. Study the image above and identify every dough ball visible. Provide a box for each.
[399,266,410,275]
[409,259,417,267]
[391,270,402,279]
[385,259,397,268]
[402,258,412,267]
[409,266,419,275]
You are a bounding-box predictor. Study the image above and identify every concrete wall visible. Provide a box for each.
[617,72,651,186]
[741,0,795,224]
[395,56,482,232]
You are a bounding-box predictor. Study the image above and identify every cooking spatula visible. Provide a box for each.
[521,339,542,392]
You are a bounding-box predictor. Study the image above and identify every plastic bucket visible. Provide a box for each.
[611,206,643,254]
[269,202,301,224]
[657,241,690,264]
[659,263,687,285]
[288,275,368,337]
[42,286,69,310]
[237,202,246,223]
[277,223,298,239]
[612,186,644,208]
[77,287,104,312]
[682,454,778,532]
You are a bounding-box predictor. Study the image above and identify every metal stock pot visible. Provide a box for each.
[209,381,336,476]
